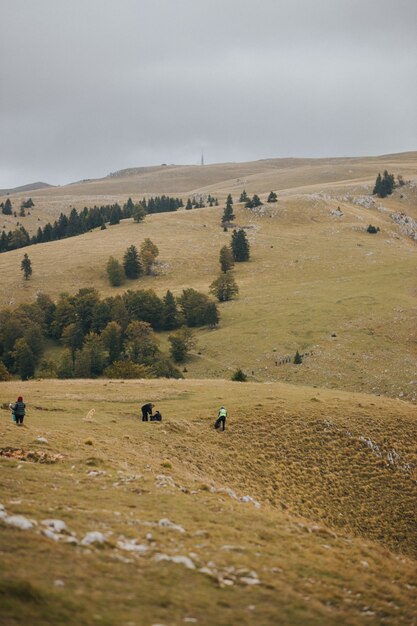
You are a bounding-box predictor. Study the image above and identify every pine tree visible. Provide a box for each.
[101,321,122,364]
[231,229,250,262]
[210,272,239,302]
[222,194,235,224]
[21,253,32,279]
[294,350,303,364]
[2,198,12,215]
[373,172,382,195]
[219,245,234,273]
[267,191,277,203]
[205,302,219,328]
[185,198,193,210]
[132,203,146,222]
[239,190,248,203]
[123,245,142,279]
[163,290,180,330]
[231,368,247,381]
[106,256,125,286]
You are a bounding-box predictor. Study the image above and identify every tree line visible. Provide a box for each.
[0,195,183,254]
[372,170,406,198]
[0,285,220,381]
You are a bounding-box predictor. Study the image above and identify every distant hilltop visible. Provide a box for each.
[0,181,53,196]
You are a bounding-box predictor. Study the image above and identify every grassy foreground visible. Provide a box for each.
[1,378,416,626]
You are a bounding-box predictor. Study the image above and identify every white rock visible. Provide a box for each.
[54,579,65,587]
[81,531,106,546]
[155,554,195,570]
[36,437,48,444]
[117,539,148,553]
[41,519,68,533]
[4,515,36,530]
[240,495,261,508]
[42,528,61,542]
[158,518,186,533]
[240,577,260,585]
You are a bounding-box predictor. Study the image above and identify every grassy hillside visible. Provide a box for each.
[0,378,416,626]
[1,158,416,400]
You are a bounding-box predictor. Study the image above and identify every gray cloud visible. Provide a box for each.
[1,0,416,187]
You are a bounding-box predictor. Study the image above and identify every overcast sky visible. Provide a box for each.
[1,0,416,188]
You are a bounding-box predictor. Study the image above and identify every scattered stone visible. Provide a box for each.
[158,518,186,533]
[41,519,68,533]
[3,514,36,530]
[155,554,196,570]
[80,531,106,546]
[35,437,48,444]
[54,579,65,587]
[117,538,148,553]
[155,474,176,488]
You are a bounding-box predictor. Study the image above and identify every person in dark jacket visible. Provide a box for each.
[12,396,26,425]
[141,402,154,421]
[150,410,162,422]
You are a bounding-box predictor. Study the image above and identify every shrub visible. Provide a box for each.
[231,368,247,382]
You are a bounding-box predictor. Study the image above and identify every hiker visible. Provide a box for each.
[214,406,227,431]
[11,396,26,426]
[150,410,162,422]
[141,402,154,422]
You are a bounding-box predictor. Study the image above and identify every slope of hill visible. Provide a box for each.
[0,162,416,401]
[0,181,53,196]
[0,378,416,626]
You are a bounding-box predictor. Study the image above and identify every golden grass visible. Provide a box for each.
[1,159,416,400]
[0,378,416,625]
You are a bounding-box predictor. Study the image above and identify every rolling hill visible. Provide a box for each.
[0,152,416,625]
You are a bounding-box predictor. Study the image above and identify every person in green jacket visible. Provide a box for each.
[214,406,227,431]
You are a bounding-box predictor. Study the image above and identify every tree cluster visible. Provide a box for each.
[372,170,395,198]
[0,286,219,381]
[107,240,160,286]
[245,194,263,209]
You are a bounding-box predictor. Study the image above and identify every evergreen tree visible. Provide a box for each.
[210,272,239,302]
[239,190,248,203]
[163,290,180,330]
[21,253,32,280]
[294,350,303,364]
[373,172,382,195]
[106,256,125,286]
[219,245,234,273]
[252,194,263,207]
[123,245,142,279]
[109,204,122,225]
[231,368,247,381]
[57,349,74,378]
[12,338,35,380]
[205,302,219,328]
[267,191,278,203]
[101,321,122,364]
[140,238,159,275]
[19,205,26,217]
[2,198,12,215]
[222,205,235,224]
[123,197,135,217]
[231,229,250,262]
[185,198,193,210]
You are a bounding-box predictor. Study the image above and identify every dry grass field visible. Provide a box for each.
[0,153,416,624]
[0,153,416,400]
[0,378,416,626]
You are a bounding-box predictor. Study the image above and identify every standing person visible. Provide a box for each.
[214,406,227,431]
[141,402,154,421]
[11,396,26,426]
